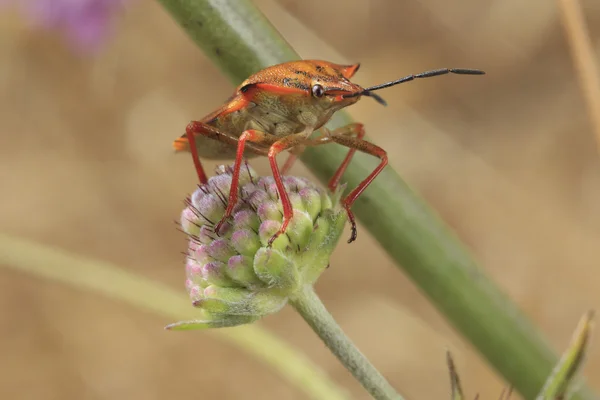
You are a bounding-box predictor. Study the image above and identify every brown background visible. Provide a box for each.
[1,0,599,398]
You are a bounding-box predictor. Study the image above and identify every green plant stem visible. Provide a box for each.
[0,233,350,400]
[290,285,404,400]
[154,1,596,398]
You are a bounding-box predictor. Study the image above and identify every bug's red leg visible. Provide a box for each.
[328,132,388,243]
[174,121,267,184]
[280,145,305,175]
[265,134,309,246]
[326,123,365,192]
[281,154,297,175]
[214,130,275,236]
[183,121,209,184]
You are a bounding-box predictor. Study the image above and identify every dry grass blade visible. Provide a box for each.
[446,351,465,400]
[446,351,515,400]
[558,0,600,155]
[536,310,595,399]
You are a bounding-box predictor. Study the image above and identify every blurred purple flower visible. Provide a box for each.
[2,0,131,53]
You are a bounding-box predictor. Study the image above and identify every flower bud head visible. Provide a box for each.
[169,163,347,330]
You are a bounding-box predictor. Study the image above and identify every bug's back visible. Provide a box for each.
[175,60,363,159]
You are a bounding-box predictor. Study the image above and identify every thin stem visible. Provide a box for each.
[558,0,600,155]
[0,233,350,400]
[289,285,405,400]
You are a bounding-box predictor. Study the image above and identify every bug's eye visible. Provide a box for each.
[311,84,324,98]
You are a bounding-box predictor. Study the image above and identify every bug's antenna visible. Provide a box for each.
[344,68,485,104]
[365,68,485,92]
[362,91,388,106]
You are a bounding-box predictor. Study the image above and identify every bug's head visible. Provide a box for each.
[306,61,397,110]
[306,62,387,110]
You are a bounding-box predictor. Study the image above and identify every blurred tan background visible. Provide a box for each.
[1,0,600,398]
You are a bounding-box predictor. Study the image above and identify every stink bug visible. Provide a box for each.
[174,60,484,245]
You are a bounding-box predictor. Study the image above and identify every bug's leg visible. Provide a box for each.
[326,123,365,192]
[281,154,297,175]
[265,134,309,246]
[182,121,211,184]
[174,121,266,184]
[328,132,388,243]
[214,130,273,236]
[280,145,306,175]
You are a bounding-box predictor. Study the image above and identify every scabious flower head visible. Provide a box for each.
[2,0,130,53]
[166,164,347,330]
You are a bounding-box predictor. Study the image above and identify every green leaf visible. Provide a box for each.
[165,315,258,330]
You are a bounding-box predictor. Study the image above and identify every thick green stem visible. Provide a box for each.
[154,0,597,398]
[290,285,404,400]
[0,233,350,400]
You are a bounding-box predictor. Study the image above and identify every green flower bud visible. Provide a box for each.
[167,163,347,331]
[232,210,260,231]
[259,220,290,250]
[253,247,299,292]
[201,261,234,287]
[257,201,282,222]
[226,255,262,287]
[285,210,313,248]
[230,229,261,257]
[299,187,322,221]
[206,239,236,262]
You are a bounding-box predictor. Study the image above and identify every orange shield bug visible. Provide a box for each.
[174,60,484,245]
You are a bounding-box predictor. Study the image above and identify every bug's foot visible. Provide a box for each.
[267,232,281,247]
[214,217,228,237]
[343,205,358,244]
[267,218,291,247]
